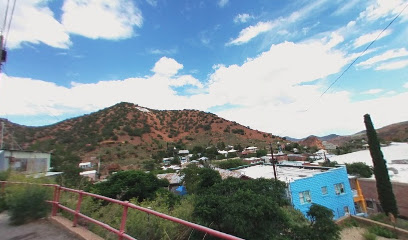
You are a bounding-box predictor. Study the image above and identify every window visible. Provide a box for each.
[344,206,350,215]
[334,183,345,195]
[366,200,374,209]
[299,191,312,204]
[321,186,328,195]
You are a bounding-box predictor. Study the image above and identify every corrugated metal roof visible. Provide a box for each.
[157,173,183,185]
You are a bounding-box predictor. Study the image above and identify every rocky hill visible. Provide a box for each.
[298,136,324,149]
[0,102,281,171]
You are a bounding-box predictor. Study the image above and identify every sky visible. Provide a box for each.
[0,0,407,139]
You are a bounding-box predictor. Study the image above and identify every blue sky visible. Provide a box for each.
[0,0,408,138]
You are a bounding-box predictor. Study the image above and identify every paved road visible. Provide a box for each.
[0,212,81,240]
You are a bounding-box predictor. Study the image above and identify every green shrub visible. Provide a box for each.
[363,231,377,240]
[368,225,398,239]
[342,218,359,228]
[6,184,52,225]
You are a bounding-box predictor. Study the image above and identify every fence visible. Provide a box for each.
[0,181,243,240]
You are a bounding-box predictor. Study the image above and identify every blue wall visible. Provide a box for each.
[289,167,355,219]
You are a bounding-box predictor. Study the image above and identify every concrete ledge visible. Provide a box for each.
[350,215,408,239]
[49,215,104,240]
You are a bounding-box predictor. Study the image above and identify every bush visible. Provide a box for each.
[346,162,373,178]
[363,231,377,240]
[6,183,52,225]
[368,226,398,239]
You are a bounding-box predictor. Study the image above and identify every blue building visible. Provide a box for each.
[237,164,356,220]
[287,166,355,219]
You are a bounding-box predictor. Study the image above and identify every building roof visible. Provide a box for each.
[178,150,189,154]
[157,173,183,185]
[329,142,408,183]
[80,170,97,175]
[214,168,243,180]
[235,164,337,183]
[79,162,91,166]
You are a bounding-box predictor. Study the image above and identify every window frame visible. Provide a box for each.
[334,183,345,195]
[299,190,312,204]
[321,186,328,195]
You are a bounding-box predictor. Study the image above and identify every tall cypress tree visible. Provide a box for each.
[364,114,398,216]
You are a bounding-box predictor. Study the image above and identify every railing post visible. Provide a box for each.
[1,182,5,195]
[73,190,84,227]
[119,201,129,240]
[51,185,61,216]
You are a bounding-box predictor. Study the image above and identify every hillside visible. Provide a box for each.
[298,136,324,149]
[327,121,408,146]
[0,102,281,171]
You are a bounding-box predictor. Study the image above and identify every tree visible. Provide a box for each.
[305,204,340,240]
[181,165,221,194]
[346,162,373,178]
[364,114,398,216]
[91,170,168,201]
[194,178,290,240]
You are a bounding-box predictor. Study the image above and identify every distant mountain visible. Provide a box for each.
[299,136,324,149]
[285,134,340,142]
[0,102,283,173]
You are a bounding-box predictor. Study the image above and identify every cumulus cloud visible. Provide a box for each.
[359,0,408,21]
[356,48,408,68]
[227,21,274,45]
[362,89,383,94]
[353,29,392,48]
[62,0,143,40]
[151,57,183,77]
[146,0,158,7]
[217,0,229,8]
[375,59,408,70]
[3,0,71,49]
[233,13,253,23]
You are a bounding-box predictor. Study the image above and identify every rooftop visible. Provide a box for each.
[235,164,336,183]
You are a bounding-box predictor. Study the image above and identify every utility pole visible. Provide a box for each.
[269,142,277,180]
[0,35,6,72]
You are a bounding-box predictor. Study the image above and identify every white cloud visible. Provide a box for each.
[375,59,408,70]
[62,0,143,40]
[217,0,229,8]
[233,13,253,23]
[332,0,361,16]
[362,89,383,94]
[356,48,408,67]
[146,0,158,7]
[353,29,392,48]
[227,21,274,45]
[404,82,408,88]
[3,0,71,49]
[170,75,203,88]
[359,0,408,21]
[151,57,183,77]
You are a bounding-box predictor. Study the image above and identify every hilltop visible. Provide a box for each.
[0,102,281,171]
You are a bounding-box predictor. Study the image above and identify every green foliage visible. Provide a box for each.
[256,149,268,157]
[368,225,398,239]
[181,165,221,194]
[231,128,244,135]
[341,218,359,228]
[346,162,373,178]
[4,175,52,225]
[364,114,398,216]
[322,160,338,167]
[215,159,246,169]
[91,170,168,201]
[194,178,290,240]
[363,231,377,240]
[305,204,340,240]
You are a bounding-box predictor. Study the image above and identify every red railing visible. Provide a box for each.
[0,181,243,240]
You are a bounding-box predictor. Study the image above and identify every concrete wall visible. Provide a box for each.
[350,178,408,218]
[2,151,51,174]
[289,167,356,219]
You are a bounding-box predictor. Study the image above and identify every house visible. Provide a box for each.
[242,146,257,155]
[80,170,97,181]
[0,150,51,174]
[79,162,92,169]
[236,164,356,220]
[157,173,183,192]
[218,150,228,157]
[242,157,262,164]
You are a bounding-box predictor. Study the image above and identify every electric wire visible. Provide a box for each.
[276,2,408,138]
[4,0,17,47]
[1,0,10,32]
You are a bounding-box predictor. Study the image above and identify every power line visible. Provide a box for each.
[305,1,408,112]
[276,2,408,137]
[2,0,10,32]
[4,0,17,47]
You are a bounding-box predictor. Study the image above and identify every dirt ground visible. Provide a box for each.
[0,212,80,240]
[340,227,399,240]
